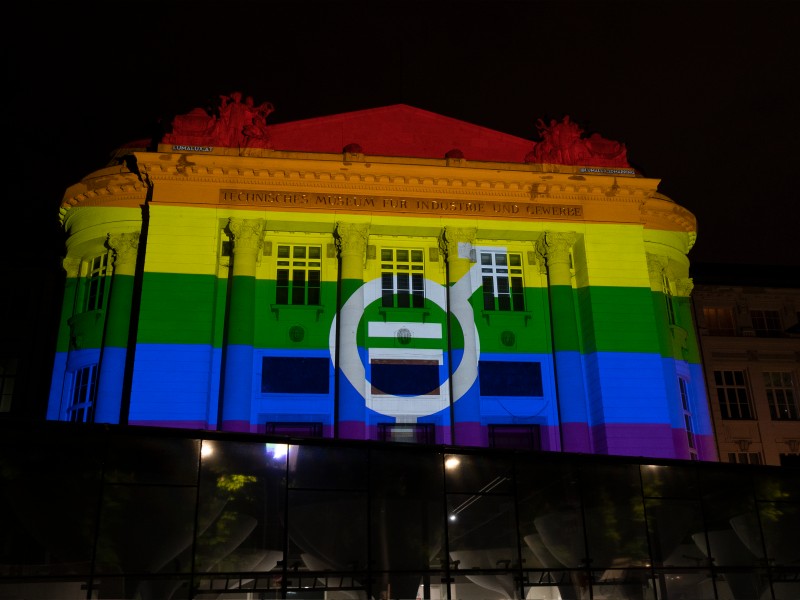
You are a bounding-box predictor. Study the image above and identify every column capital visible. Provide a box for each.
[675,277,694,297]
[228,218,265,255]
[441,227,477,261]
[537,231,577,267]
[62,256,82,278]
[108,232,140,275]
[646,253,669,290]
[335,222,370,257]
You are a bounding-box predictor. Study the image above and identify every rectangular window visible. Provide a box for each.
[479,361,543,397]
[378,423,434,444]
[265,422,323,438]
[68,364,98,423]
[275,245,321,305]
[714,370,755,419]
[370,359,440,396]
[381,248,424,308]
[679,378,697,458]
[750,309,782,337]
[763,371,799,420]
[261,357,330,394]
[727,452,762,465]
[85,254,109,311]
[481,251,524,311]
[702,306,736,336]
[489,425,541,451]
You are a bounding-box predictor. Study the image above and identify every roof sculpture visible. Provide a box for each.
[162,92,630,168]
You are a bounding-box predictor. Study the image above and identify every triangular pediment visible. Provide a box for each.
[267,104,534,162]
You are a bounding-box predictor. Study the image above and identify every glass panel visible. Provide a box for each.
[758,501,800,567]
[370,448,445,571]
[700,469,761,567]
[94,485,196,574]
[714,568,772,600]
[755,469,800,502]
[653,568,715,600]
[645,498,707,567]
[516,460,585,572]
[640,463,700,498]
[196,440,286,574]
[446,492,518,569]
[288,445,367,490]
[288,489,368,571]
[104,435,200,485]
[0,578,94,600]
[444,453,514,494]
[277,245,290,258]
[581,464,649,568]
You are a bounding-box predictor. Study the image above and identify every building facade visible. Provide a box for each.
[47,96,714,460]
[692,277,800,466]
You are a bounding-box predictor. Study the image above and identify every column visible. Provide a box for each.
[47,256,82,420]
[95,232,140,424]
[646,253,673,356]
[221,217,264,432]
[442,227,480,446]
[335,222,370,439]
[538,231,591,453]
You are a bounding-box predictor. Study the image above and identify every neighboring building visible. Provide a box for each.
[46,95,714,461]
[692,267,800,467]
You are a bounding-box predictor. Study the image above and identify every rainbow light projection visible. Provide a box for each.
[47,99,716,460]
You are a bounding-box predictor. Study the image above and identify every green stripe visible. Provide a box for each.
[103,274,134,347]
[472,287,552,353]
[137,273,220,344]
[577,286,662,354]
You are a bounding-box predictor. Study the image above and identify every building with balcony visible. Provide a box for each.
[691,266,800,467]
[46,95,714,461]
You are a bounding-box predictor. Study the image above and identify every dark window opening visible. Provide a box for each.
[489,425,541,450]
[262,357,330,394]
[479,361,543,397]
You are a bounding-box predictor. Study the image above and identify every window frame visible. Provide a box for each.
[275,243,322,306]
[763,371,799,420]
[750,309,782,337]
[67,364,98,423]
[678,378,697,459]
[479,249,525,312]
[702,306,736,336]
[714,369,755,420]
[380,247,425,309]
[84,253,110,312]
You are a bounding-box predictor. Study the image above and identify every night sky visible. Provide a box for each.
[7,1,800,272]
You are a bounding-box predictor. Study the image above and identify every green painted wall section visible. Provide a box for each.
[550,285,581,352]
[470,286,551,354]
[254,279,337,349]
[103,274,134,348]
[577,286,663,355]
[55,277,78,353]
[136,272,220,345]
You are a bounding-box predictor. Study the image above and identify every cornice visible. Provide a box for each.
[133,151,660,204]
[55,151,695,236]
[58,168,147,224]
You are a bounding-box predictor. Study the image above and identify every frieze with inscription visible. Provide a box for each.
[219,189,583,219]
